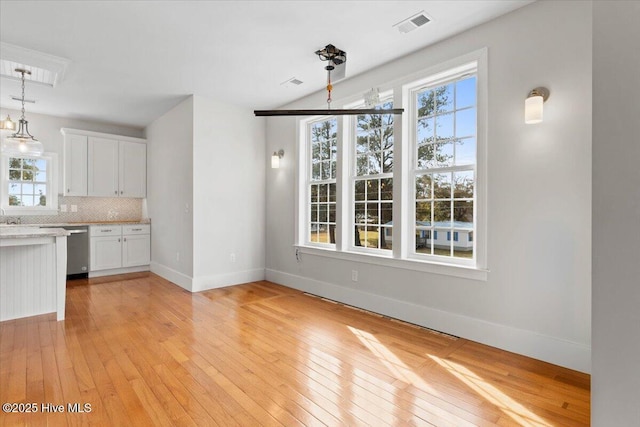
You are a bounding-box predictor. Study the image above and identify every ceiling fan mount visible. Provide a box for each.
[254,43,403,117]
[315,44,347,71]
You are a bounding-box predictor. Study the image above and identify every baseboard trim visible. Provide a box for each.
[192,268,266,292]
[89,265,149,278]
[150,262,192,291]
[266,268,591,373]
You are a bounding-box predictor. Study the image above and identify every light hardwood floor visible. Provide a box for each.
[0,273,590,426]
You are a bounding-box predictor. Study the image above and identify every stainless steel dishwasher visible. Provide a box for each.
[62,225,89,278]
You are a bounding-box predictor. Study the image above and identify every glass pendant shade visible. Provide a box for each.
[3,118,44,156]
[524,95,544,124]
[2,138,44,156]
[524,87,549,125]
[271,149,284,168]
[271,153,280,169]
[0,115,16,131]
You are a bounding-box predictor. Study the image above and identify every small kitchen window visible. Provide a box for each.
[0,153,59,215]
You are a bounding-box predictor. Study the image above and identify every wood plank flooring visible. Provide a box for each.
[0,273,590,426]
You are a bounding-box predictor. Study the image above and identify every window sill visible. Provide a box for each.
[295,245,489,281]
[1,208,59,216]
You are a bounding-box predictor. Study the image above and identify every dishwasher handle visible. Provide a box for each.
[66,229,88,234]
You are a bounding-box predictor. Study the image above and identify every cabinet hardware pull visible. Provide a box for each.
[124,238,127,242]
[120,191,123,194]
[118,238,121,242]
[114,190,117,194]
[67,188,70,192]
[132,228,142,231]
[102,229,112,232]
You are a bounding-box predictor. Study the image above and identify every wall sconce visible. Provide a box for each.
[0,114,16,131]
[271,149,284,168]
[525,87,550,124]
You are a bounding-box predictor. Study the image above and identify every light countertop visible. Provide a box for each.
[0,219,150,228]
[0,227,71,239]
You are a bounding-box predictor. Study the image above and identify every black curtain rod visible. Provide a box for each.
[254,108,404,117]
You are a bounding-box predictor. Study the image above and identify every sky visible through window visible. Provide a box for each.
[8,157,47,206]
[415,75,476,259]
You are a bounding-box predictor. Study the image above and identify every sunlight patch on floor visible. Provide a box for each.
[348,326,436,393]
[429,355,552,427]
[348,326,488,425]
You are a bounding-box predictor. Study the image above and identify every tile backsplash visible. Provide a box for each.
[1,197,144,224]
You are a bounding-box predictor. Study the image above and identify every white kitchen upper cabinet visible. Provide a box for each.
[61,128,146,199]
[63,133,88,196]
[119,141,146,198]
[88,137,119,197]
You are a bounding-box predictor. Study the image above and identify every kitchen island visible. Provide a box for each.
[0,227,70,321]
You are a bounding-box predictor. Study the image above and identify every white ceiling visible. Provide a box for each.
[0,1,532,129]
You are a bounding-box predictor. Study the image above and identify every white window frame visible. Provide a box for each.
[1,152,59,216]
[406,61,479,268]
[347,93,396,256]
[301,116,339,249]
[295,49,488,281]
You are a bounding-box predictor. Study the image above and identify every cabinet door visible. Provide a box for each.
[90,236,122,271]
[88,137,119,197]
[122,234,150,267]
[119,141,146,198]
[63,134,88,196]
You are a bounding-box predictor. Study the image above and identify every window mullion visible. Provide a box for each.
[336,115,348,251]
[394,86,407,260]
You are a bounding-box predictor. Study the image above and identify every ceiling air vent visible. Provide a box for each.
[280,77,304,88]
[393,11,432,34]
[0,42,71,87]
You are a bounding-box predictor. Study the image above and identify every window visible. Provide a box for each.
[1,154,58,215]
[353,100,394,251]
[413,72,476,260]
[297,50,486,277]
[308,118,337,245]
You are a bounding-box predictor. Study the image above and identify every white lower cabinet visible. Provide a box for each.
[122,225,151,267]
[90,224,150,273]
[91,235,122,270]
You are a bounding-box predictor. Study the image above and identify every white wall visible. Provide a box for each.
[145,97,194,289]
[191,95,266,291]
[0,107,143,187]
[592,1,640,424]
[265,0,592,372]
[145,95,266,292]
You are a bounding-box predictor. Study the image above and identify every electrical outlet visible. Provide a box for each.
[60,204,67,212]
[230,253,236,263]
[352,270,358,282]
[176,252,180,262]
[71,205,78,212]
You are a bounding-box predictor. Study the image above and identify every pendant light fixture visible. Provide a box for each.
[1,68,44,156]
[0,114,16,131]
